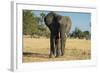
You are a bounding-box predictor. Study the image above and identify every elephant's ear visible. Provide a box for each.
[44,12,54,26]
[44,16,48,26]
[57,16,72,34]
[65,16,72,34]
[44,16,51,28]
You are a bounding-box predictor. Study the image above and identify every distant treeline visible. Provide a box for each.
[23,10,91,40]
[69,27,91,40]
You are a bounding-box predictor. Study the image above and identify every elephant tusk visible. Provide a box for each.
[65,33,67,38]
[58,32,61,39]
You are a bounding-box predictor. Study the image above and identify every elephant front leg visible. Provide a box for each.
[49,35,55,58]
[55,32,61,57]
[55,38,60,57]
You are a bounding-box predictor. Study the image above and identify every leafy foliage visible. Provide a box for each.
[23,10,38,35]
[23,10,50,38]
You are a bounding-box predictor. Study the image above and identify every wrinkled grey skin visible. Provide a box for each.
[44,12,72,58]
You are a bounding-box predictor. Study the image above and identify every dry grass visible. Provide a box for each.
[23,37,91,62]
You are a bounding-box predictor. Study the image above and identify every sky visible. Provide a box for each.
[32,10,91,33]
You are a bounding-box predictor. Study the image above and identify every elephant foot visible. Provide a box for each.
[55,54,60,58]
[49,55,52,58]
[61,53,64,56]
[49,54,54,58]
[49,53,62,58]
[55,55,59,58]
[55,54,58,58]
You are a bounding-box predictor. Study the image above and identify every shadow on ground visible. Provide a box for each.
[23,52,49,58]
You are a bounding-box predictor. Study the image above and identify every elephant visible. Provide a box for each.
[44,11,72,58]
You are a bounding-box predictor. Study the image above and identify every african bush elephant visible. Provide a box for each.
[44,12,72,58]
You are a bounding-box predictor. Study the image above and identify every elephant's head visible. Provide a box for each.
[44,11,72,35]
[44,12,55,26]
[44,12,61,30]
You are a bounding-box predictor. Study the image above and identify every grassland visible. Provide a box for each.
[23,37,91,62]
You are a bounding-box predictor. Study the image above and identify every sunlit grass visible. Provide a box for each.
[23,37,91,62]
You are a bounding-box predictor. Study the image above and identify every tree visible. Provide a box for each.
[83,31,91,40]
[40,12,46,20]
[70,27,91,39]
[40,12,46,26]
[71,27,82,38]
[23,10,38,35]
[23,10,50,38]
